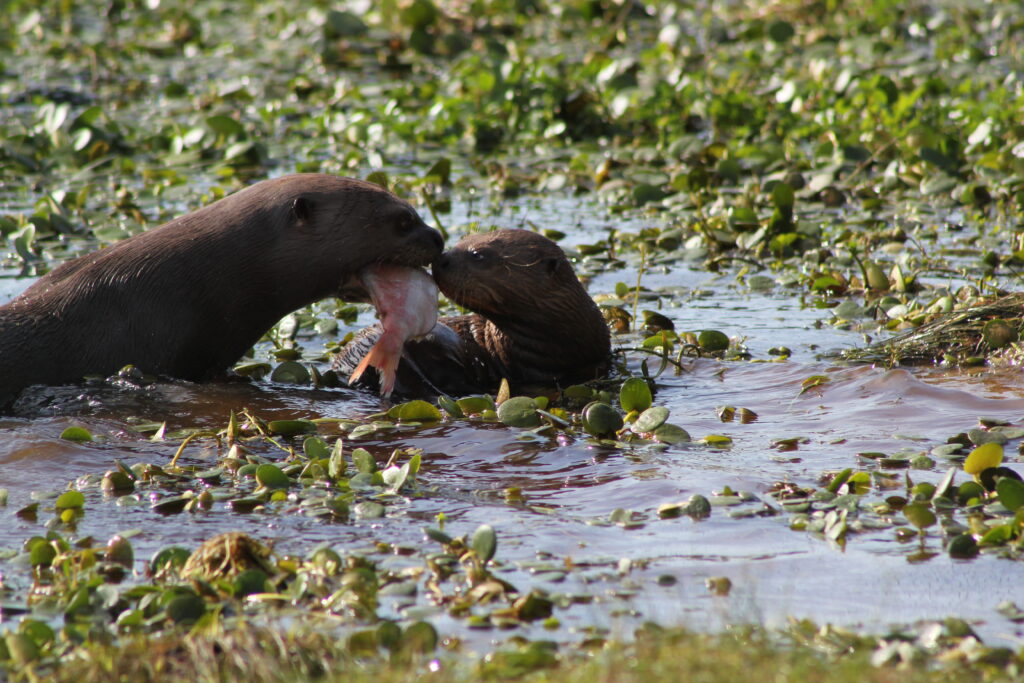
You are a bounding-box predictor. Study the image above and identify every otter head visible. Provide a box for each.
[432,229,582,325]
[262,175,443,303]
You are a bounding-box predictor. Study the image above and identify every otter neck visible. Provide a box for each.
[483,305,608,373]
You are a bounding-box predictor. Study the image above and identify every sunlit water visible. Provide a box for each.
[2,194,1024,649]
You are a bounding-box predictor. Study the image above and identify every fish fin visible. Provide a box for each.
[349,340,401,397]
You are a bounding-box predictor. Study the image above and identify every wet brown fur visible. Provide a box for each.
[0,174,443,407]
[335,229,611,397]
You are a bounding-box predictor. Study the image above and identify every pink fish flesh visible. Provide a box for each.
[348,265,438,396]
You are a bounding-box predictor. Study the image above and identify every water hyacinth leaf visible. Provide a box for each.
[29,541,56,567]
[964,442,1003,475]
[997,477,1024,512]
[303,436,329,460]
[233,569,268,597]
[355,501,386,519]
[702,434,731,446]
[352,448,376,473]
[632,406,669,433]
[933,468,956,501]
[437,395,463,417]
[60,426,93,442]
[582,401,623,438]
[686,494,711,519]
[423,527,452,545]
[152,496,190,515]
[55,490,85,510]
[957,481,985,504]
[5,632,39,665]
[979,466,1022,492]
[382,463,411,492]
[903,503,936,530]
[267,419,317,437]
[800,375,829,394]
[948,534,979,559]
[979,524,1015,547]
[269,361,310,385]
[654,424,691,444]
[658,502,684,519]
[150,546,190,576]
[391,400,442,422]
[255,464,290,490]
[106,535,134,568]
[402,621,439,653]
[497,396,541,428]
[328,438,345,479]
[456,395,495,414]
[166,592,206,625]
[982,319,1018,349]
[619,377,653,413]
[407,452,421,478]
[697,329,729,352]
[472,524,497,565]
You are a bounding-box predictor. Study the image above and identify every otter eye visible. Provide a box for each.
[395,214,414,234]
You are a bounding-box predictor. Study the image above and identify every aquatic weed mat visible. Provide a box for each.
[4,0,1024,678]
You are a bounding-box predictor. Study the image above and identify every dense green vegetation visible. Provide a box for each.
[3,0,1024,679]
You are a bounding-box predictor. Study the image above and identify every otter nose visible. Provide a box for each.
[433,252,451,271]
[428,228,444,253]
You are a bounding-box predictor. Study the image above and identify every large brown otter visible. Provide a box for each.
[333,229,611,397]
[0,174,443,407]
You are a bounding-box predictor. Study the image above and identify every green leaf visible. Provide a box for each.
[471,524,497,565]
[60,426,92,443]
[497,396,541,428]
[619,377,653,413]
[997,477,1024,512]
[205,115,244,136]
[267,419,317,437]
[255,464,290,490]
[903,503,936,530]
[328,438,345,479]
[632,406,669,433]
[390,399,442,422]
[55,490,85,509]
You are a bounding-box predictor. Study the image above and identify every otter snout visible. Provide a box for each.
[425,224,444,253]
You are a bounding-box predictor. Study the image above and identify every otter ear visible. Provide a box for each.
[545,258,561,276]
[291,196,312,226]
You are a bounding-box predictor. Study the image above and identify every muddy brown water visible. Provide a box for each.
[2,196,1024,649]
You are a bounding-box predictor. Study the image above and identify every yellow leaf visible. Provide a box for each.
[964,442,1003,475]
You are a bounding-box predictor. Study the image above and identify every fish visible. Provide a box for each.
[348,265,439,397]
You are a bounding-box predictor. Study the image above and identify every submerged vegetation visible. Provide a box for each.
[3,0,1024,679]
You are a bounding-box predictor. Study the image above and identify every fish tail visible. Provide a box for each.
[348,338,402,397]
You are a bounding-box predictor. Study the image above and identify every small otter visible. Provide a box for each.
[334,229,611,397]
[0,174,443,407]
